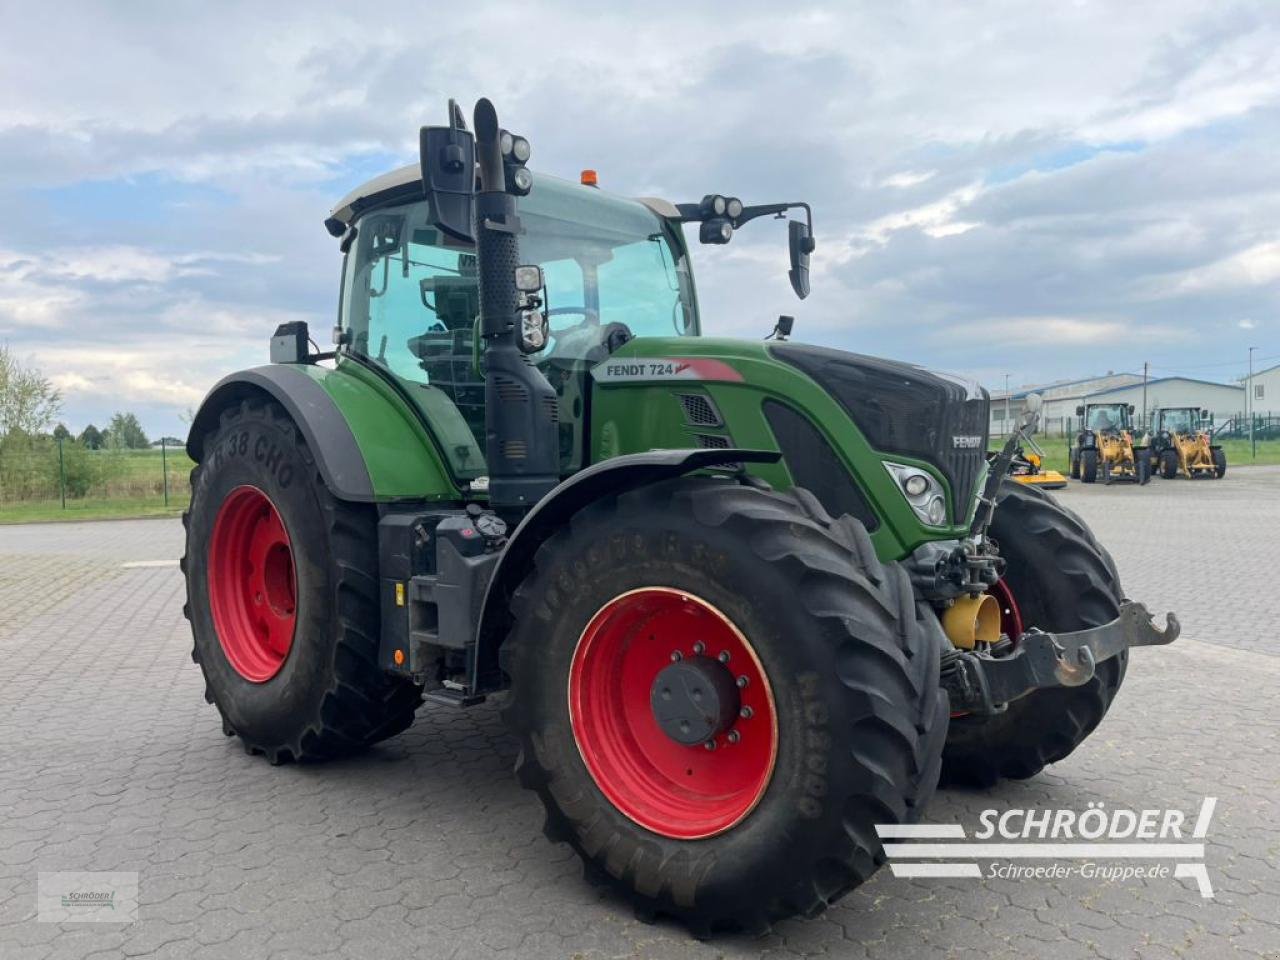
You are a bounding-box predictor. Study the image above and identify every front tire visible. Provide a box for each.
[1080,449,1098,483]
[501,479,947,934]
[183,399,421,763]
[1160,450,1179,479]
[940,480,1126,788]
[1213,448,1227,478]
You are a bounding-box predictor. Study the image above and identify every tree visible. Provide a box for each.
[79,424,105,449]
[107,412,150,450]
[52,423,71,441]
[0,344,62,438]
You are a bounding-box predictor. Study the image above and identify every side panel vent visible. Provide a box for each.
[762,400,879,531]
[502,440,528,460]
[695,433,731,449]
[679,393,724,428]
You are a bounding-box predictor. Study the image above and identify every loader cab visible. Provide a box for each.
[334,169,700,481]
[1079,403,1134,436]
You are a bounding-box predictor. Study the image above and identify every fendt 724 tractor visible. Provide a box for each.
[183,99,1178,934]
[1149,406,1227,479]
[1069,401,1151,485]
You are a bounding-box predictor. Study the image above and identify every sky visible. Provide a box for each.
[1,1,1278,439]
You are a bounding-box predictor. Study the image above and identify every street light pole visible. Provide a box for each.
[1142,361,1148,432]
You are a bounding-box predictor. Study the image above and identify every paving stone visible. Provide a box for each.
[1,469,1278,958]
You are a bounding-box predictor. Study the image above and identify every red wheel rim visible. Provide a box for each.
[568,588,778,840]
[989,578,1023,642]
[208,485,297,683]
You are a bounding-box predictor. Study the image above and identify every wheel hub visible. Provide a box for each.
[208,485,297,683]
[568,588,778,840]
[650,656,741,745]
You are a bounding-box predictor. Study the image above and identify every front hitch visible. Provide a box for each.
[942,600,1180,715]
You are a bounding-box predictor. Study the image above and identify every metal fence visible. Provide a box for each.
[0,438,192,513]
[995,411,1280,439]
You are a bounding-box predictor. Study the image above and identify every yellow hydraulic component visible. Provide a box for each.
[942,593,1001,650]
[1097,431,1142,479]
[1169,431,1217,477]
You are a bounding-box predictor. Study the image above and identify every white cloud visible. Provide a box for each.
[1171,241,1280,292]
[944,316,1193,347]
[861,184,984,244]
[881,170,936,189]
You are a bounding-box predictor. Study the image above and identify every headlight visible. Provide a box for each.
[926,496,946,525]
[883,462,948,528]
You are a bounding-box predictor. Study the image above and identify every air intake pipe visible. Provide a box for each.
[472,99,560,513]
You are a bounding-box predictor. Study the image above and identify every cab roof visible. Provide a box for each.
[326,164,679,232]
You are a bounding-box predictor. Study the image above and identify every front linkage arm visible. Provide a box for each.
[943,601,1180,714]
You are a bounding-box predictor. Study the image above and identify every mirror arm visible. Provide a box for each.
[673,200,813,233]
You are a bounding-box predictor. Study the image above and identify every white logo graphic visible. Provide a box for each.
[876,797,1217,898]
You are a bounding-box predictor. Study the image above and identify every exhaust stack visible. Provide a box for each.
[470,99,560,514]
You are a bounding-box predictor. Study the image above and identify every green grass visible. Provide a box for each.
[0,495,189,524]
[0,448,195,523]
[990,436,1280,472]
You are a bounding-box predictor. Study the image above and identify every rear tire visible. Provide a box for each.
[501,479,947,934]
[1137,451,1151,485]
[1080,449,1098,483]
[1160,450,1179,479]
[183,399,421,763]
[940,480,1126,788]
[1213,448,1227,478]
[1069,453,1080,479]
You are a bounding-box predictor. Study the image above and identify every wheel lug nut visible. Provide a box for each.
[692,641,705,655]
[736,676,749,688]
[739,706,753,719]
[670,650,683,662]
[703,740,716,751]
[727,730,741,744]
[718,651,730,664]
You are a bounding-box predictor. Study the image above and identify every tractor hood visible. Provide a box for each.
[767,343,990,520]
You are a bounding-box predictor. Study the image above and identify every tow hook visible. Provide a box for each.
[942,601,1179,715]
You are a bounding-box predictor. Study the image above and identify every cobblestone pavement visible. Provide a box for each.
[2,469,1278,959]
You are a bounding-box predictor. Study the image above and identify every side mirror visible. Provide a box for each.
[420,101,476,243]
[1075,405,1085,417]
[788,219,814,300]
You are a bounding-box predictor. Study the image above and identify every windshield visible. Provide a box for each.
[1085,405,1129,432]
[1158,409,1195,433]
[339,175,698,480]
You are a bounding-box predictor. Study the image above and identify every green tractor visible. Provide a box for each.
[183,99,1178,934]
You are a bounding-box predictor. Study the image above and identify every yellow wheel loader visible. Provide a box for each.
[1069,402,1151,485]
[1148,407,1226,479]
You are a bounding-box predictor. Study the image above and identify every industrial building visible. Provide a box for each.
[989,372,1143,435]
[1083,377,1246,429]
[1249,362,1280,415]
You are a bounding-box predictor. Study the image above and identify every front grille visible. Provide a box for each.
[769,343,989,522]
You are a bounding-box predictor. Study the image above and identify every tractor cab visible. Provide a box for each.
[326,155,813,493]
[332,171,702,479]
